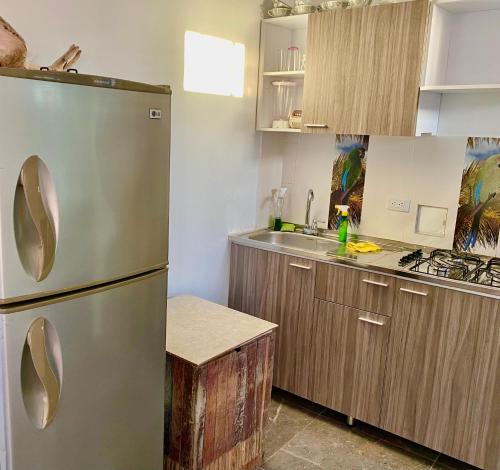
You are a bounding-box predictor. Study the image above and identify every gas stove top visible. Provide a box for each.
[399,249,500,288]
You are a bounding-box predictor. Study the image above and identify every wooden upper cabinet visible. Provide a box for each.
[381,280,500,469]
[302,0,431,136]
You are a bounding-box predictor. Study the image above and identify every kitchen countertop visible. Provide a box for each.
[229,229,500,299]
[166,295,277,366]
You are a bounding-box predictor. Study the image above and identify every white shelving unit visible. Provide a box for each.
[417,0,500,136]
[420,84,500,94]
[257,127,302,133]
[256,15,309,133]
[263,70,305,78]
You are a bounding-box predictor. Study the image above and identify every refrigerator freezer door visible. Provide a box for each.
[0,270,167,470]
[0,75,170,303]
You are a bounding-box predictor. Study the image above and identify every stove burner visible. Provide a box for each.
[405,249,484,281]
[470,258,500,287]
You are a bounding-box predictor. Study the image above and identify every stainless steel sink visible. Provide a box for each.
[248,231,342,255]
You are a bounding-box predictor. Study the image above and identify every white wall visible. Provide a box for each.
[5,0,264,304]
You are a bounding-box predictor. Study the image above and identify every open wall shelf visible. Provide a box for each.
[421,84,500,94]
[256,14,309,133]
[263,71,305,78]
[416,1,500,137]
[258,127,301,133]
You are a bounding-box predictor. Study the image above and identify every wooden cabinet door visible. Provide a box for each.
[228,245,317,396]
[315,263,395,316]
[381,280,500,469]
[228,244,282,321]
[275,256,316,395]
[308,300,390,426]
[302,0,430,136]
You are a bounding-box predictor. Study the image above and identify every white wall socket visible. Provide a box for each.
[388,198,411,213]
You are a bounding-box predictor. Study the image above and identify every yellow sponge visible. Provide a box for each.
[347,241,382,253]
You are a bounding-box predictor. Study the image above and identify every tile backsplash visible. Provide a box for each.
[257,132,500,258]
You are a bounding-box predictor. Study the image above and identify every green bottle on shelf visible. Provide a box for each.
[273,187,287,232]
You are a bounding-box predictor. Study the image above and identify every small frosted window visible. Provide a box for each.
[184,31,245,97]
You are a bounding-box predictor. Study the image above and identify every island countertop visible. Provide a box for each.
[166,295,277,366]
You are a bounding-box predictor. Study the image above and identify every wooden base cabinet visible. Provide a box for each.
[381,280,500,469]
[229,244,500,469]
[306,300,390,427]
[228,245,316,398]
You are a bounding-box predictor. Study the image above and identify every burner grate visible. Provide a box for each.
[409,250,484,281]
[470,258,500,287]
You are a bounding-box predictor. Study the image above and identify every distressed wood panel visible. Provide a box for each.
[165,331,275,470]
[381,281,500,469]
[306,300,390,426]
[302,0,430,136]
[315,262,395,316]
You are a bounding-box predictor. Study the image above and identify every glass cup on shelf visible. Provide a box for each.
[287,46,301,71]
[272,80,297,128]
[276,47,302,72]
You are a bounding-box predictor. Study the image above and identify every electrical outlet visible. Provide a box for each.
[388,198,411,213]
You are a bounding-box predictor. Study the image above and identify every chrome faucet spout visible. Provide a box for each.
[304,189,315,234]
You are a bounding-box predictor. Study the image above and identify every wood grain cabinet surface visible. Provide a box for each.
[228,245,316,396]
[381,280,500,469]
[229,245,500,469]
[315,262,395,316]
[302,0,431,136]
[306,300,390,427]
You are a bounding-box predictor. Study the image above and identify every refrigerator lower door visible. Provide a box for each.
[0,270,167,470]
[0,75,170,303]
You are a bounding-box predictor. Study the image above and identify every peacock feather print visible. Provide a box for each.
[453,137,500,254]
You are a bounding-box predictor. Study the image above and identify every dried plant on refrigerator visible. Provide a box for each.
[0,16,81,71]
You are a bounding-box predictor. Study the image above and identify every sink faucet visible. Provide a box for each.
[303,189,315,235]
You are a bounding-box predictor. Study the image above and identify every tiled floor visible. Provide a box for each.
[259,388,480,470]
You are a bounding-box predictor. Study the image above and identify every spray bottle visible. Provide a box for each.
[335,205,350,243]
[273,188,288,231]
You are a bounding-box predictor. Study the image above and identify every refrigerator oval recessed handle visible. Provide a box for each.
[22,317,62,429]
[14,156,58,282]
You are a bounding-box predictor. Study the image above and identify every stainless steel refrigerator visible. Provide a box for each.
[0,69,171,470]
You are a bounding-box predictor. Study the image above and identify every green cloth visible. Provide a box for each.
[280,223,296,232]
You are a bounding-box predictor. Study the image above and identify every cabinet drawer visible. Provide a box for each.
[315,263,395,316]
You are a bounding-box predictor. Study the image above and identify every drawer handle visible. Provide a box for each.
[400,288,428,297]
[289,263,312,271]
[305,123,328,129]
[362,279,389,288]
[358,317,385,327]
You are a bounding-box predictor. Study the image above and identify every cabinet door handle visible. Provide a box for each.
[358,317,385,327]
[289,263,312,271]
[362,279,388,288]
[400,287,428,297]
[305,124,328,129]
